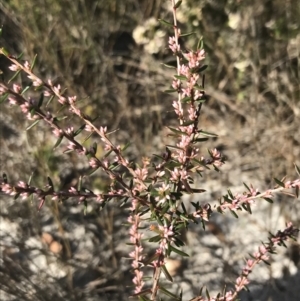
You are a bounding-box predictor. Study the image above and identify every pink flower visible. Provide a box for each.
[172,100,183,117]
[188,106,197,120]
[44,90,53,97]
[65,127,74,135]
[135,167,148,181]
[27,75,42,86]
[168,36,180,53]
[1,184,15,195]
[24,61,31,69]
[162,225,174,239]
[235,276,249,291]
[53,84,61,94]
[68,96,77,104]
[9,64,20,71]
[155,183,170,205]
[13,84,21,93]
[58,96,67,105]
[69,187,78,194]
[67,142,76,151]
[52,128,63,137]
[259,245,267,255]
[172,79,180,90]
[178,64,189,76]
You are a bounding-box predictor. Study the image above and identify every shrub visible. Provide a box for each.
[0,1,299,300]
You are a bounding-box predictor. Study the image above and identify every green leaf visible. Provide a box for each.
[37,92,44,108]
[162,63,176,69]
[279,240,287,248]
[162,203,171,216]
[194,65,208,73]
[74,124,86,136]
[227,189,234,199]
[168,245,189,257]
[77,176,83,191]
[213,164,220,172]
[30,107,36,118]
[180,32,195,37]
[167,127,188,136]
[191,188,206,193]
[83,131,93,143]
[217,206,223,214]
[109,162,119,170]
[159,286,180,299]
[0,93,8,104]
[92,142,97,154]
[181,120,195,127]
[192,158,209,168]
[243,182,251,192]
[205,288,210,299]
[229,209,239,218]
[149,189,159,197]
[141,252,160,267]
[263,197,273,203]
[137,294,152,301]
[53,135,63,149]
[295,163,300,176]
[164,89,177,93]
[87,167,100,176]
[21,84,32,95]
[173,237,185,247]
[174,0,182,9]
[120,197,129,207]
[148,235,161,243]
[161,265,173,282]
[170,192,182,199]
[26,119,40,131]
[165,144,184,151]
[0,47,9,56]
[197,37,204,50]
[194,138,209,143]
[122,141,131,151]
[158,19,173,27]
[198,130,218,137]
[181,96,191,103]
[2,173,8,183]
[179,289,183,301]
[164,161,182,169]
[8,69,21,83]
[198,286,204,296]
[246,202,252,214]
[14,192,21,200]
[155,214,164,226]
[196,98,206,103]
[274,177,285,188]
[47,177,54,190]
[152,154,164,160]
[243,285,250,293]
[174,75,187,80]
[30,54,38,71]
[104,149,113,158]
[46,95,55,107]
[17,52,24,60]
